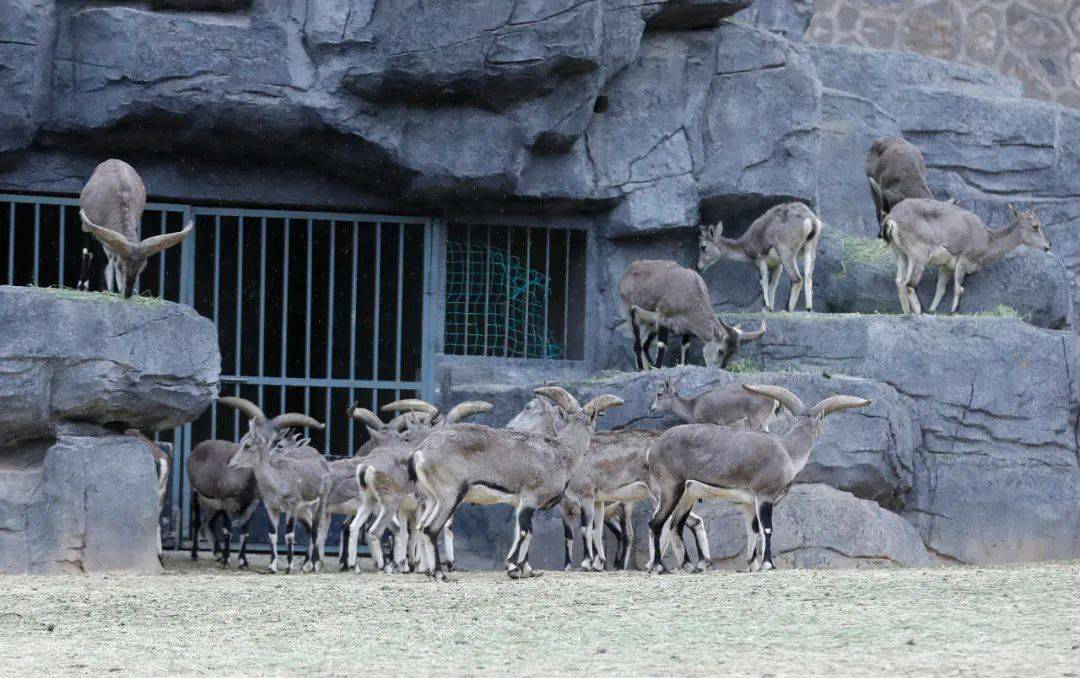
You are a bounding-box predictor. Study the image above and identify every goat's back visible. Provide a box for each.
[866,137,933,203]
[648,424,789,494]
[742,202,819,257]
[80,159,146,240]
[691,383,778,427]
[618,260,710,317]
[187,440,256,501]
[887,198,988,253]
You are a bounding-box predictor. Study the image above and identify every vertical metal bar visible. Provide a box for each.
[395,223,404,400]
[211,215,221,439]
[523,226,531,358]
[564,230,570,351]
[483,226,491,356]
[348,222,359,455]
[280,219,290,413]
[324,222,336,455]
[372,223,381,397]
[304,219,312,422]
[463,225,470,356]
[543,228,550,359]
[420,218,437,402]
[58,207,66,288]
[32,203,40,286]
[258,217,267,410]
[158,211,166,298]
[234,217,244,437]
[504,227,511,357]
[7,203,14,285]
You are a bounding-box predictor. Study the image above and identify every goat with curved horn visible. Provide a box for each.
[444,401,493,424]
[647,384,870,574]
[78,160,194,297]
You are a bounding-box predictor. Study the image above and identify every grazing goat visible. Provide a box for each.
[646,385,870,573]
[187,439,260,569]
[79,159,193,297]
[697,202,822,312]
[126,429,171,564]
[649,378,780,431]
[618,260,765,370]
[219,397,330,574]
[412,387,623,580]
[866,137,935,240]
[884,201,1050,315]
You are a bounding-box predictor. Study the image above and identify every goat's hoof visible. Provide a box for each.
[694,561,711,573]
[262,568,277,575]
[218,560,229,569]
[591,561,604,572]
[761,561,776,571]
[649,564,668,575]
[238,561,249,570]
[190,553,198,562]
[339,562,350,572]
[445,561,455,572]
[563,564,574,572]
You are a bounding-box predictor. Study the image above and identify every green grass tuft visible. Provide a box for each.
[838,233,892,266]
[28,284,166,306]
[969,305,1022,319]
[725,358,760,374]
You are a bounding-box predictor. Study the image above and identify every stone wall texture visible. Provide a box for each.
[808,0,1080,108]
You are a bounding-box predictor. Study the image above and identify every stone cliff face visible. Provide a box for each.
[3,0,1080,567]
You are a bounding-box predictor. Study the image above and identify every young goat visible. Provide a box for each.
[187,439,260,569]
[412,387,622,580]
[646,385,870,573]
[866,137,935,240]
[885,201,1051,315]
[220,397,329,574]
[697,202,822,312]
[618,260,765,370]
[649,378,781,431]
[78,159,193,296]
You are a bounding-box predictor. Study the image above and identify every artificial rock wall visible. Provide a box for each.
[0,286,219,573]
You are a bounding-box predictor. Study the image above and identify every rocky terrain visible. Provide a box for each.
[0,286,219,573]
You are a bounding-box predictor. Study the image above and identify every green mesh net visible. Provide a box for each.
[445,239,562,359]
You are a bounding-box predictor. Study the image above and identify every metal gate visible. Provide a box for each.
[0,194,436,552]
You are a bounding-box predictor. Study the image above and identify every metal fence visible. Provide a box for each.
[0,194,436,553]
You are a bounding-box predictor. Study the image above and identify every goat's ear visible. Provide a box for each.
[1009,203,1022,220]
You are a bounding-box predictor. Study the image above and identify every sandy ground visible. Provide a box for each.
[1,554,1078,678]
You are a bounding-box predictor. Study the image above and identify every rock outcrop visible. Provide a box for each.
[0,286,219,573]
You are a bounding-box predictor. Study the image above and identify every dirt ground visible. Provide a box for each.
[1,554,1078,678]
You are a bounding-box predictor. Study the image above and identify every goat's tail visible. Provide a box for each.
[356,464,371,490]
[882,216,898,245]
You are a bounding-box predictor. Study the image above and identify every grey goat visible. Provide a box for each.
[866,137,935,240]
[649,377,780,431]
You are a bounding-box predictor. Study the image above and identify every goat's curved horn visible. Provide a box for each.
[346,405,383,430]
[139,220,194,257]
[270,413,324,431]
[717,317,740,341]
[742,385,805,416]
[582,394,624,419]
[534,386,581,414]
[810,395,872,418]
[218,396,266,422]
[445,401,492,423]
[80,209,134,257]
[736,321,766,343]
[381,399,438,415]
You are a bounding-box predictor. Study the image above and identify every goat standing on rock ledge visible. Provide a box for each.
[79,159,193,297]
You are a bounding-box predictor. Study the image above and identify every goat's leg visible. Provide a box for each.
[189,494,203,561]
[678,334,691,366]
[767,264,783,312]
[686,510,711,572]
[407,510,421,572]
[630,308,645,371]
[894,252,911,314]
[652,325,670,369]
[284,515,298,573]
[647,483,686,574]
[777,246,804,312]
[218,512,233,568]
[756,499,776,571]
[507,499,541,579]
[589,500,607,571]
[578,500,597,570]
[366,504,392,573]
[391,511,410,573]
[741,503,761,572]
[604,511,625,570]
[951,265,967,314]
[560,501,576,571]
[421,494,462,582]
[264,507,281,574]
[803,238,817,311]
[441,515,456,572]
[104,255,116,294]
[906,259,926,315]
[619,503,634,570]
[338,519,352,572]
[641,331,657,370]
[757,259,772,311]
[77,230,94,291]
[672,501,700,573]
[928,267,951,314]
[347,497,376,572]
[236,502,257,570]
